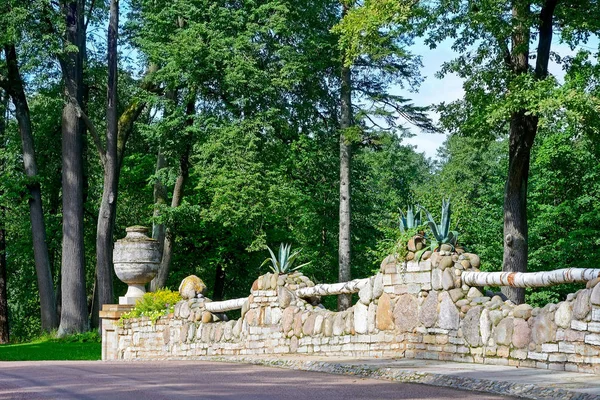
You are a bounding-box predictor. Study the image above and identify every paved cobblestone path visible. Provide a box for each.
[0,361,519,399]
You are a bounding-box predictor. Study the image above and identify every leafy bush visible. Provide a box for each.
[120,289,181,324]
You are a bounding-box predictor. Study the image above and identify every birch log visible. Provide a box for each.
[462,268,600,288]
[296,278,369,298]
[204,297,246,313]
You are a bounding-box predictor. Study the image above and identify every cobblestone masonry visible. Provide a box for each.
[103,252,600,375]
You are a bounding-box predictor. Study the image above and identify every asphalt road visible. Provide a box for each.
[0,361,519,400]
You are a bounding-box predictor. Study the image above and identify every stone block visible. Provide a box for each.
[528,351,549,361]
[585,334,600,346]
[571,320,588,331]
[592,307,600,322]
[437,292,459,330]
[541,343,559,353]
[559,342,576,354]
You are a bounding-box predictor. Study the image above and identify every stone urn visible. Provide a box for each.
[113,226,161,305]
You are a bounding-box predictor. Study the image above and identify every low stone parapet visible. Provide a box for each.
[104,259,600,375]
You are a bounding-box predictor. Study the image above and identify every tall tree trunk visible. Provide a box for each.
[149,150,167,292]
[338,62,352,311]
[3,45,59,331]
[58,0,88,336]
[0,91,9,343]
[93,0,119,328]
[502,0,556,304]
[151,97,194,290]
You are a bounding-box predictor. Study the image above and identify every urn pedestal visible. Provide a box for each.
[113,226,161,305]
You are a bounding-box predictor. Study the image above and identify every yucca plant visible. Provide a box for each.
[419,198,459,251]
[399,205,421,233]
[261,243,311,274]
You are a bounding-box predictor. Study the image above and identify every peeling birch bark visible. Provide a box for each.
[204,297,246,313]
[462,268,600,288]
[296,278,369,298]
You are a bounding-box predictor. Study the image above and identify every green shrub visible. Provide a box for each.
[120,289,181,324]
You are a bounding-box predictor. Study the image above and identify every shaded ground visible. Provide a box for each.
[0,360,518,400]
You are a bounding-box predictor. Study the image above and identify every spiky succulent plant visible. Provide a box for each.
[261,243,311,274]
[399,205,421,233]
[419,198,459,250]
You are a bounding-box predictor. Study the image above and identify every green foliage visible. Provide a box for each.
[120,289,181,324]
[261,243,311,274]
[419,199,459,251]
[399,205,421,233]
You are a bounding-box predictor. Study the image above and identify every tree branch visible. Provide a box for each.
[535,0,558,79]
[75,104,106,166]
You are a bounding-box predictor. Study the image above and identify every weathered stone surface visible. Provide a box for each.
[463,306,482,346]
[354,302,369,334]
[314,314,324,334]
[573,289,591,320]
[376,292,394,330]
[460,260,471,269]
[358,280,373,305]
[179,275,207,300]
[419,290,438,328]
[587,277,600,289]
[591,284,600,306]
[438,291,459,330]
[439,256,453,270]
[430,252,440,268]
[465,253,480,268]
[345,311,354,334]
[293,312,304,337]
[324,315,334,336]
[512,318,531,348]
[494,318,514,346]
[431,269,443,290]
[489,310,503,326]
[440,244,453,252]
[367,302,376,333]
[393,294,419,332]
[467,287,483,299]
[179,301,191,319]
[448,288,465,303]
[480,309,492,344]
[554,301,573,329]
[373,273,384,299]
[201,311,213,324]
[513,304,533,320]
[278,287,296,309]
[442,268,455,291]
[422,250,432,260]
[290,335,298,352]
[302,314,316,336]
[532,312,557,344]
[282,307,297,333]
[333,312,345,336]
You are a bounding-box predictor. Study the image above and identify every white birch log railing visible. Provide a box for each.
[462,268,600,288]
[296,278,370,298]
[204,297,247,313]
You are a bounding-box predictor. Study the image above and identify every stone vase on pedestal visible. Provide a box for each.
[113,226,161,305]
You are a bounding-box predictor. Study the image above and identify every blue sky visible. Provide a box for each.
[402,37,599,160]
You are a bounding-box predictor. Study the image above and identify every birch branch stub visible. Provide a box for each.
[462,268,600,288]
[204,297,246,313]
[296,278,370,298]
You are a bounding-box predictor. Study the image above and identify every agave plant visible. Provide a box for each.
[418,198,459,251]
[399,205,421,233]
[261,243,311,274]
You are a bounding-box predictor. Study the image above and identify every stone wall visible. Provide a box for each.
[105,253,600,374]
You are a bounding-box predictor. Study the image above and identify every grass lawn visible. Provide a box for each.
[0,332,101,361]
